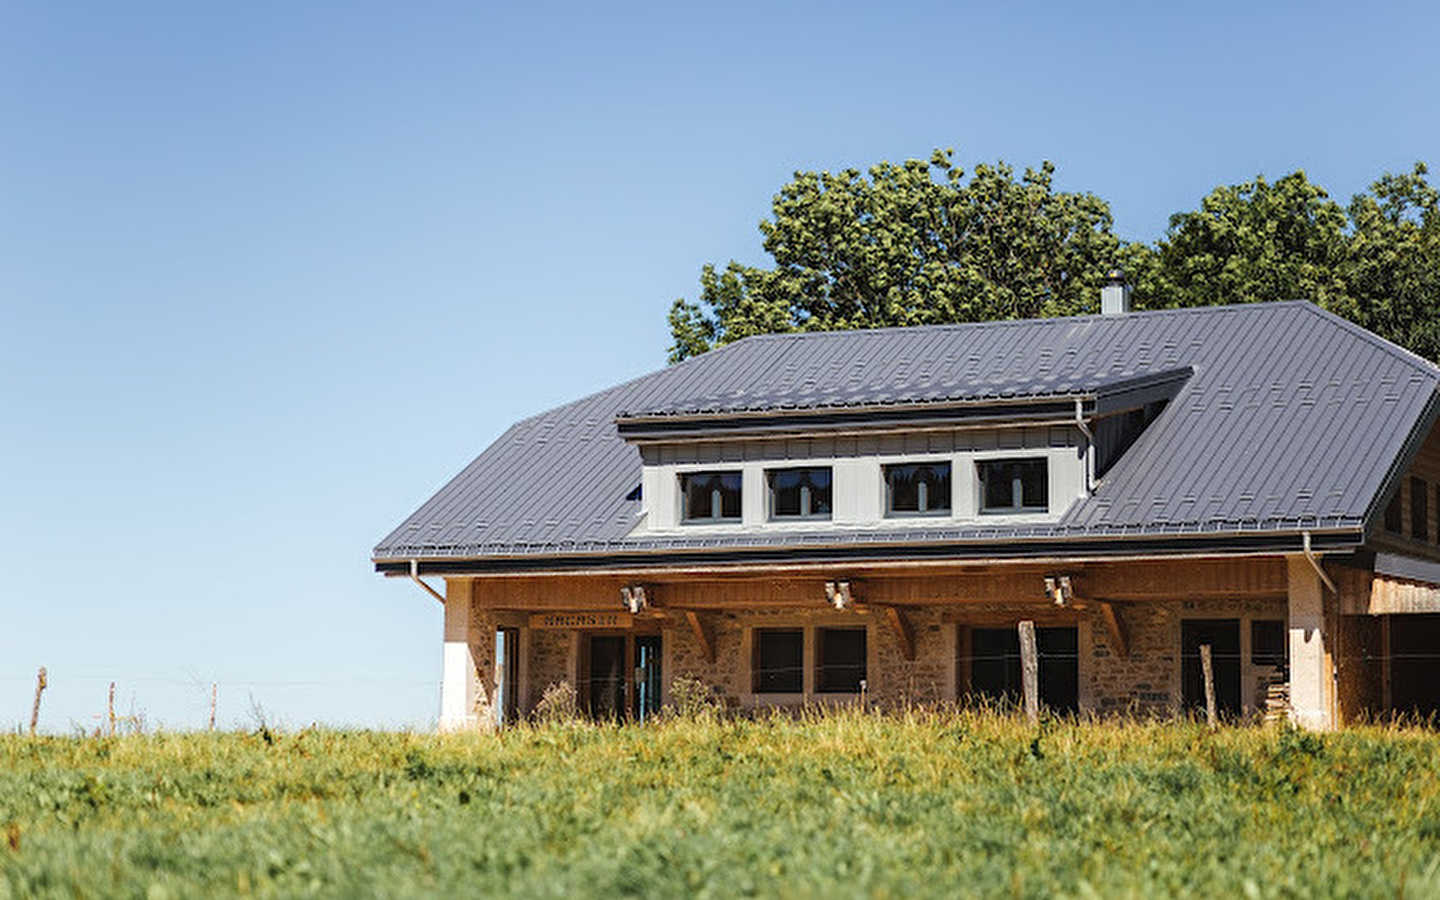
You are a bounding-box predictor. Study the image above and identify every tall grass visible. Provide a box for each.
[1,709,1438,898]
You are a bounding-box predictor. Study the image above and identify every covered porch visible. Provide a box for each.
[428,553,1387,730]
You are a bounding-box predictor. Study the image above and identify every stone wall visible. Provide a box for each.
[471,606,498,723]
[869,608,950,707]
[527,629,572,710]
[669,612,746,702]
[1090,602,1173,715]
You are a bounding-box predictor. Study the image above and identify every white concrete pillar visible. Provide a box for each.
[1287,555,1334,730]
[439,578,480,731]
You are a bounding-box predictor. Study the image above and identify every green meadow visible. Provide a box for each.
[2,711,1438,899]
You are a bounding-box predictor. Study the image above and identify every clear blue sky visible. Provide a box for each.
[3,0,1437,731]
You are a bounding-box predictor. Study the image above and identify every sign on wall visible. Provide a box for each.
[528,611,635,630]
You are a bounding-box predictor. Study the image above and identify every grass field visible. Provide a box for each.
[2,711,1439,899]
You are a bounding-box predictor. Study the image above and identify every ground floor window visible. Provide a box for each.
[817,628,867,693]
[963,626,1078,713]
[754,629,804,693]
[1389,613,1440,718]
[1180,619,1241,717]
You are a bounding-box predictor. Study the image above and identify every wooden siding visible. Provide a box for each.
[1373,418,1440,561]
[1333,564,1440,615]
[1369,576,1440,614]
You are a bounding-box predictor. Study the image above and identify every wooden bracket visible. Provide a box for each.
[883,605,916,660]
[685,611,715,663]
[1096,601,1129,658]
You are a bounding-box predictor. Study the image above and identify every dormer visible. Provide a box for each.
[616,367,1190,536]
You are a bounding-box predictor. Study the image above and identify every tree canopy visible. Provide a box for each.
[668,153,1440,363]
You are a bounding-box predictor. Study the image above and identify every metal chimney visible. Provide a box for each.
[1101,268,1132,315]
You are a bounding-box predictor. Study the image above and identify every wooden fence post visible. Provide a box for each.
[29,667,47,735]
[1018,620,1039,725]
[209,683,218,732]
[1200,644,1217,730]
[107,682,116,737]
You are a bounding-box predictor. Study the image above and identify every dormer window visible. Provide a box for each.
[768,467,832,520]
[681,471,742,522]
[885,463,952,516]
[978,458,1048,513]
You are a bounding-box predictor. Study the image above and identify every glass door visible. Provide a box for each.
[634,635,662,723]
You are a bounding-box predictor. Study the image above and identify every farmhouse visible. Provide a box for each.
[374,283,1440,730]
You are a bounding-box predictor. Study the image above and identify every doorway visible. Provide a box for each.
[1181,619,1241,717]
[495,627,520,728]
[587,636,626,720]
[584,633,663,722]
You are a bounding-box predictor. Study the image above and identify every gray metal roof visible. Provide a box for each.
[374,302,1440,567]
[1374,552,1440,586]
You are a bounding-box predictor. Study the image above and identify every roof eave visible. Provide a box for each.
[375,525,1365,577]
[615,396,1094,443]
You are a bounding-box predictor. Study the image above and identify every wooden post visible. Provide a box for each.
[1018,620,1039,725]
[29,667,47,735]
[107,682,116,737]
[209,683,218,732]
[1200,644,1217,729]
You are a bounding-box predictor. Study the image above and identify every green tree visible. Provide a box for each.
[670,155,1440,363]
[667,150,1124,362]
[1133,171,1352,315]
[1344,163,1440,361]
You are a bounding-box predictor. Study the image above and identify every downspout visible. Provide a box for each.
[1301,532,1337,594]
[1075,398,1095,493]
[409,559,447,604]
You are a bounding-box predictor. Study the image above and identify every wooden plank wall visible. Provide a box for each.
[1373,418,1440,562]
[467,557,1290,611]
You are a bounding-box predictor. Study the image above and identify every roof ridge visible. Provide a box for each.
[720,300,1315,346]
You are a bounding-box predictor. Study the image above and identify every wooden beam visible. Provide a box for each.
[442,556,1292,601]
[883,606,915,660]
[686,611,715,663]
[942,609,1083,627]
[466,557,1292,612]
[1095,601,1130,658]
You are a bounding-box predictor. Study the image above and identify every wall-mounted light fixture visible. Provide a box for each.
[1044,575,1074,607]
[620,585,648,614]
